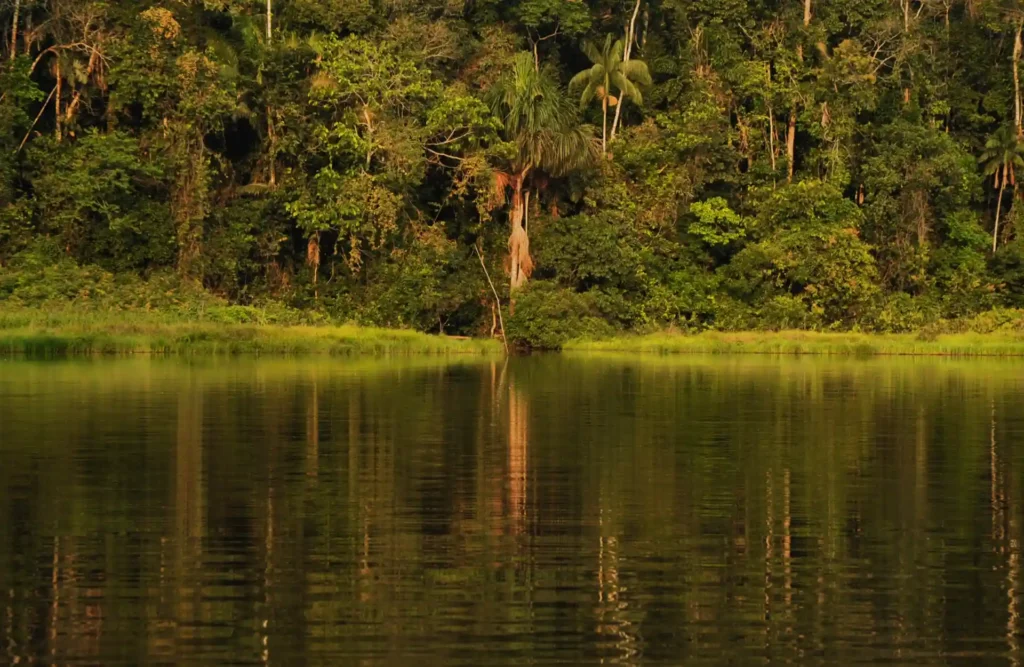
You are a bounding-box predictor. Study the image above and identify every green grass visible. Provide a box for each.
[0,309,501,357]
[564,330,1024,357]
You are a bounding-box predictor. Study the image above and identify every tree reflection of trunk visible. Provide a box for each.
[913,405,930,652]
[783,468,792,609]
[508,381,527,535]
[174,380,204,656]
[49,536,59,662]
[596,513,639,664]
[1009,518,1020,667]
[996,397,1021,667]
[764,470,774,652]
[993,399,1005,545]
[176,384,205,542]
[5,597,13,665]
[306,377,319,481]
[477,361,499,543]
[262,484,273,665]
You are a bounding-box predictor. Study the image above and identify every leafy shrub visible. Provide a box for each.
[919,308,1024,337]
[206,305,265,325]
[756,295,821,331]
[866,293,939,333]
[506,281,616,349]
[687,198,750,247]
[348,225,485,333]
[992,237,1024,308]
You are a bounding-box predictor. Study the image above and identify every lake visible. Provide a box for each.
[2,355,1024,665]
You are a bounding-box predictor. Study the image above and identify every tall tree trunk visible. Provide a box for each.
[22,9,30,56]
[64,49,99,127]
[508,170,534,313]
[787,0,811,184]
[475,242,509,355]
[767,63,777,175]
[786,109,796,183]
[17,83,56,152]
[267,108,277,186]
[55,62,62,142]
[995,164,1007,253]
[266,0,272,44]
[9,0,20,61]
[902,0,913,103]
[1015,21,1023,137]
[602,96,608,154]
[307,232,320,292]
[265,0,277,185]
[610,0,642,141]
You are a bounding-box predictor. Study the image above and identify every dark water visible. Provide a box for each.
[3,356,1024,665]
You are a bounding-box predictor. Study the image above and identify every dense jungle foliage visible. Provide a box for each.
[5,0,1024,346]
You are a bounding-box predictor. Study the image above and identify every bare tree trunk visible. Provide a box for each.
[17,83,56,152]
[902,0,913,103]
[307,233,320,288]
[55,61,62,142]
[787,0,811,184]
[64,48,99,126]
[524,189,531,233]
[610,0,642,141]
[507,171,533,313]
[10,0,20,61]
[266,0,272,44]
[786,109,796,183]
[475,242,509,355]
[22,8,30,56]
[267,108,277,186]
[265,0,277,186]
[995,165,1007,254]
[1015,21,1023,137]
[767,63,777,175]
[737,113,752,171]
[602,96,608,154]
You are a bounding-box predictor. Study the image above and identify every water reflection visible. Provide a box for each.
[1,356,1024,664]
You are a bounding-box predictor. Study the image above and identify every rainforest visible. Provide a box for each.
[4,0,1024,348]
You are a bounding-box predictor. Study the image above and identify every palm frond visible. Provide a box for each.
[489,51,595,176]
[621,60,652,86]
[611,72,642,104]
[568,67,592,93]
[580,81,599,109]
[582,41,603,66]
[610,38,625,67]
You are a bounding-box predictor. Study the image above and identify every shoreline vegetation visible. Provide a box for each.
[11,4,1024,361]
[5,307,1024,358]
[564,331,1024,357]
[0,310,500,357]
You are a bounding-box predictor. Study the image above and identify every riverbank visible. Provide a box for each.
[565,330,1024,357]
[0,310,500,356]
[7,308,1024,358]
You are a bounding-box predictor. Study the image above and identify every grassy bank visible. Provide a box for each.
[565,330,1024,357]
[0,310,500,357]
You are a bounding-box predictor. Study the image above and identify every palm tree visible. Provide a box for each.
[980,125,1024,252]
[489,52,596,300]
[569,34,651,153]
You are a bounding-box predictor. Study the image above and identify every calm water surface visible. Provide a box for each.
[2,355,1024,665]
